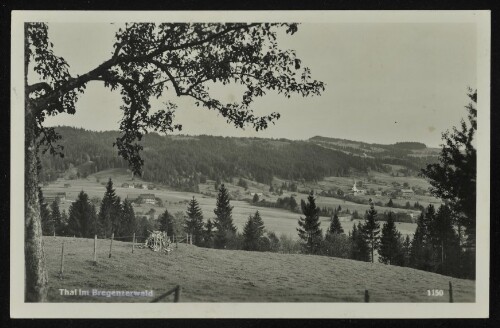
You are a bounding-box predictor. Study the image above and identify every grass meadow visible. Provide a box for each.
[45,236,475,302]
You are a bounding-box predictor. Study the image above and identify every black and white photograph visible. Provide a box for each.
[10,10,490,318]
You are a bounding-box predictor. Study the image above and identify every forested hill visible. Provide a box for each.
[309,136,438,171]
[38,126,432,187]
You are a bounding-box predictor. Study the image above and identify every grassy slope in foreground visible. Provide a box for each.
[45,236,474,303]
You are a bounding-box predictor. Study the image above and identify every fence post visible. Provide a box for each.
[174,285,181,302]
[364,289,370,302]
[59,241,65,278]
[449,281,453,303]
[93,234,97,265]
[132,232,135,253]
[109,233,114,258]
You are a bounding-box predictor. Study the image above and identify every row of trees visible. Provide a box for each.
[41,181,245,250]
[295,191,473,279]
[40,179,137,239]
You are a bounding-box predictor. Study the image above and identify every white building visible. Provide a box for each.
[351,181,365,196]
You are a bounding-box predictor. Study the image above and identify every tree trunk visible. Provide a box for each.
[25,106,49,302]
[25,24,49,301]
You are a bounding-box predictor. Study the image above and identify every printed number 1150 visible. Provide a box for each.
[427,289,444,296]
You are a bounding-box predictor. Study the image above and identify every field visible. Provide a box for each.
[45,236,475,302]
[42,168,420,238]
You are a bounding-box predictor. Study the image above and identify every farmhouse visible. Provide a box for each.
[44,192,66,204]
[139,193,157,205]
[121,183,129,188]
[401,189,414,199]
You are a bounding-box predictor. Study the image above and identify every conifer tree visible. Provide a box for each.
[67,191,96,237]
[252,193,260,203]
[38,188,53,236]
[362,201,381,263]
[327,212,344,235]
[112,196,123,235]
[243,211,265,251]
[213,184,236,248]
[158,209,175,236]
[386,198,394,207]
[86,203,98,237]
[203,219,215,248]
[350,221,370,261]
[421,90,477,247]
[401,234,412,267]
[379,212,402,265]
[120,199,136,240]
[429,204,461,275]
[289,196,298,212]
[50,199,62,236]
[297,192,323,254]
[60,210,68,236]
[185,196,205,245]
[98,178,121,237]
[409,206,435,271]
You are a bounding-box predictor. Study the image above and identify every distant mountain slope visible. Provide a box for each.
[38,126,435,187]
[309,135,439,171]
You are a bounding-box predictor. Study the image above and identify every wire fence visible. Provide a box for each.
[53,233,191,302]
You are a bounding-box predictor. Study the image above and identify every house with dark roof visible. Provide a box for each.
[139,193,157,205]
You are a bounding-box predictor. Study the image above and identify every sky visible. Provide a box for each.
[41,22,477,147]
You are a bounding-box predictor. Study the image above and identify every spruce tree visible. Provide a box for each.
[50,199,62,236]
[379,212,402,265]
[387,198,394,207]
[98,178,121,237]
[67,191,95,237]
[409,207,434,271]
[243,211,265,251]
[185,196,205,245]
[362,201,381,263]
[401,234,412,267]
[89,203,100,237]
[297,192,323,254]
[350,221,370,261]
[421,90,477,247]
[158,209,175,236]
[327,213,344,235]
[112,196,123,236]
[289,196,298,212]
[213,184,236,248]
[430,204,461,276]
[38,188,53,236]
[60,210,68,236]
[121,199,136,240]
[203,219,215,248]
[252,193,260,203]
